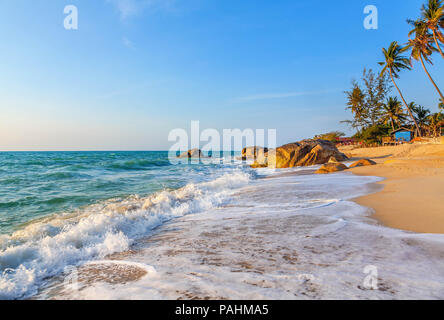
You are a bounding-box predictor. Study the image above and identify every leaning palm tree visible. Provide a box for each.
[407,19,444,103]
[419,0,444,58]
[381,97,406,131]
[379,41,421,136]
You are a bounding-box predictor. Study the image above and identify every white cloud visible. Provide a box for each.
[106,0,177,20]
[107,0,138,19]
[122,37,134,48]
[232,89,339,103]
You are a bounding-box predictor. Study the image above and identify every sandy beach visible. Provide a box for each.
[340,141,444,234]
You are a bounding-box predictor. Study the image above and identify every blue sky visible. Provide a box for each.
[0,0,443,150]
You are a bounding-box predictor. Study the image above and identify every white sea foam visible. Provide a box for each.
[0,170,251,299]
[6,165,444,300]
[85,260,157,276]
[33,170,444,300]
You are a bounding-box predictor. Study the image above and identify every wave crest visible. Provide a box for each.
[0,170,250,299]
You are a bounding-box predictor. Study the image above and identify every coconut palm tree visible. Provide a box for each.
[379,41,421,136]
[381,97,406,131]
[428,112,444,136]
[407,19,444,103]
[412,104,432,135]
[420,0,444,58]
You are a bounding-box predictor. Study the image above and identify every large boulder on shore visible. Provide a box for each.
[349,159,376,168]
[241,146,269,160]
[177,148,203,158]
[315,163,348,174]
[251,139,348,168]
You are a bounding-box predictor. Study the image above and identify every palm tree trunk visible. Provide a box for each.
[391,118,395,131]
[419,53,444,103]
[389,69,421,137]
[432,30,444,59]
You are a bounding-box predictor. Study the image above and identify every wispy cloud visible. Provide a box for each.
[107,0,138,19]
[95,80,168,100]
[122,37,134,48]
[106,0,177,20]
[231,89,339,103]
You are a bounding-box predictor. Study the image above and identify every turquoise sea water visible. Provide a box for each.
[0,151,251,299]
[0,151,235,235]
[3,152,444,300]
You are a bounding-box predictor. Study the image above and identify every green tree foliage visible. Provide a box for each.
[411,104,432,135]
[362,68,392,126]
[418,0,444,58]
[379,41,422,136]
[353,124,392,145]
[343,69,391,133]
[381,97,407,131]
[344,1,444,142]
[428,112,444,136]
[314,131,345,142]
[407,18,444,103]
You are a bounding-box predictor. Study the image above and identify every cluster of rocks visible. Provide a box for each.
[315,158,376,174]
[177,148,205,159]
[241,146,269,160]
[250,139,349,168]
[176,141,376,174]
[245,139,376,173]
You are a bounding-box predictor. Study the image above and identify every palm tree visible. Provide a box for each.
[379,41,421,136]
[412,104,432,135]
[420,0,444,58]
[381,97,406,131]
[428,112,444,136]
[407,19,444,103]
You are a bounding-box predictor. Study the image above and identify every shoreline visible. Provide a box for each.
[32,160,444,300]
[340,143,444,234]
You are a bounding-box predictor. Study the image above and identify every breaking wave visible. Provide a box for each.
[0,170,251,299]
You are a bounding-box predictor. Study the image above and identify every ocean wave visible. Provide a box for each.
[42,172,92,180]
[106,159,171,171]
[0,177,23,185]
[0,170,251,299]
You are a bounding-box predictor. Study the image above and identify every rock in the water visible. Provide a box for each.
[241,146,269,160]
[251,139,348,169]
[250,161,268,168]
[177,148,203,158]
[315,163,348,174]
[349,159,376,168]
[328,156,343,163]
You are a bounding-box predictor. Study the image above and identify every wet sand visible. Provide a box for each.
[341,143,444,234]
[33,169,444,300]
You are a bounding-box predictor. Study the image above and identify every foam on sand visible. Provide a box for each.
[0,170,251,299]
[35,170,444,300]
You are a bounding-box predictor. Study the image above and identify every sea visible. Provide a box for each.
[1,151,444,299]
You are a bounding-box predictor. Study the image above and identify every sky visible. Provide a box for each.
[0,0,443,151]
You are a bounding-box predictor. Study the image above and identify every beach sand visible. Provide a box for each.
[340,142,444,234]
